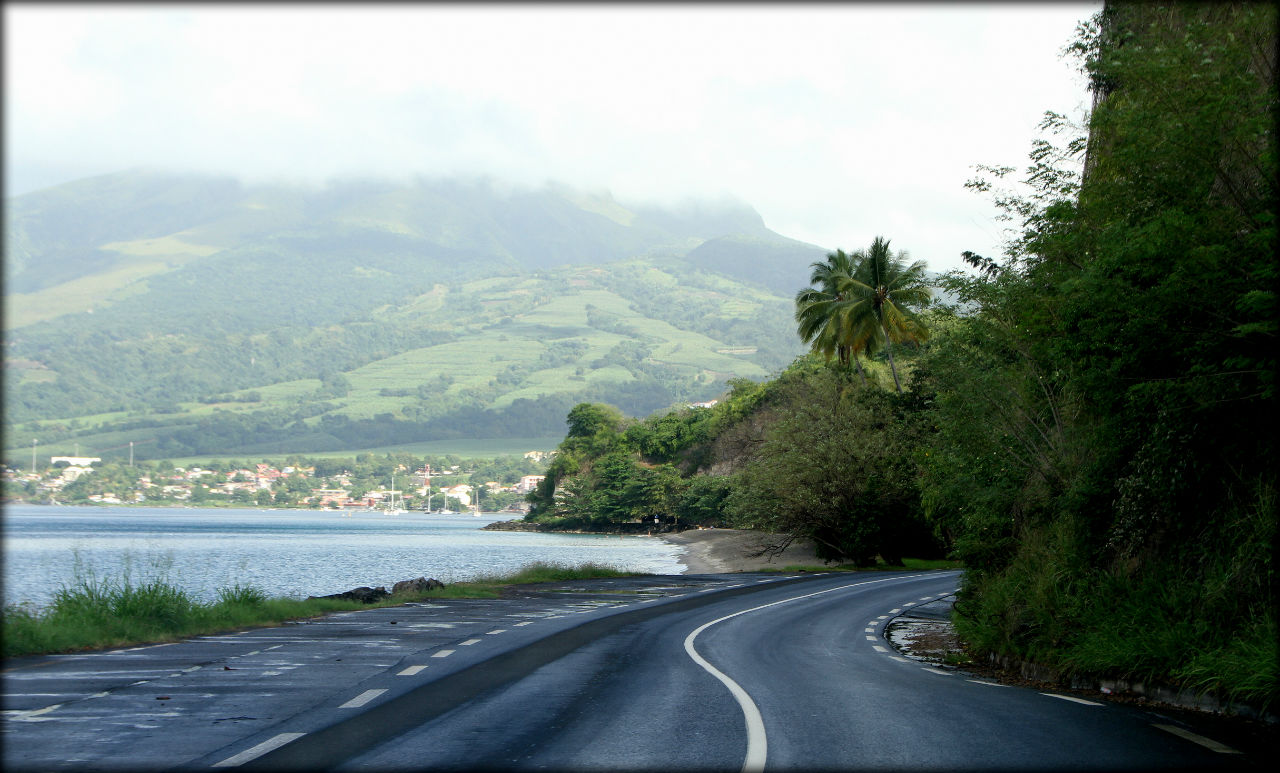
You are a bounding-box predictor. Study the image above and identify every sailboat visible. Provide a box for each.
[381,473,407,516]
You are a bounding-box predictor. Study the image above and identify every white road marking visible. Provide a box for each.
[890,656,912,663]
[864,627,876,633]
[901,602,915,607]
[921,668,951,675]
[872,645,889,653]
[339,689,387,708]
[265,645,283,650]
[245,651,261,657]
[6,703,61,721]
[397,665,428,676]
[1041,693,1102,706]
[514,621,533,626]
[683,573,927,773]
[212,732,306,767]
[431,650,454,658]
[885,611,897,615]
[260,671,282,676]
[865,635,877,641]
[459,639,481,646]
[724,584,744,589]
[920,596,933,601]
[639,599,660,603]
[967,679,1007,687]
[1151,724,1241,754]
[486,629,506,635]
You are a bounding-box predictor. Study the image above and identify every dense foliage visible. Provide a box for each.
[524,1,1276,709]
[916,2,1276,708]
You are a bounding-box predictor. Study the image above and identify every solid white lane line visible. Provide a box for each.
[212,733,307,767]
[397,665,427,676]
[1151,724,1241,754]
[339,689,387,709]
[431,650,454,658]
[683,574,927,773]
[684,628,767,773]
[459,639,481,646]
[872,645,889,653]
[1041,693,1102,706]
[245,651,261,656]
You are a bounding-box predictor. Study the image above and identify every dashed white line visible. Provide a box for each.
[1041,693,1102,706]
[865,635,877,641]
[872,645,889,653]
[212,733,307,767]
[339,689,387,709]
[886,611,898,615]
[1151,724,1241,754]
[486,629,506,635]
[966,679,1007,687]
[890,656,912,663]
[919,596,933,601]
[397,665,428,676]
[921,667,951,675]
[513,621,534,626]
[864,627,876,633]
[7,704,61,721]
[431,650,454,658]
[265,645,283,650]
[459,639,481,646]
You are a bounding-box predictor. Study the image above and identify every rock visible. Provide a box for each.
[392,577,445,595]
[308,585,390,604]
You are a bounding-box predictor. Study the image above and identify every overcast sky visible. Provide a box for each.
[5,3,1099,274]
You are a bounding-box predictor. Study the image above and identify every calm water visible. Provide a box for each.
[1,505,686,610]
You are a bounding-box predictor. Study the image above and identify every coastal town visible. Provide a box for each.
[0,454,548,512]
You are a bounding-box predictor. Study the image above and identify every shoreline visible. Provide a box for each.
[660,528,827,574]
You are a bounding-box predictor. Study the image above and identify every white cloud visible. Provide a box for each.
[3,3,1098,274]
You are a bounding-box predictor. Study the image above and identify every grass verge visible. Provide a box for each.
[1,562,634,658]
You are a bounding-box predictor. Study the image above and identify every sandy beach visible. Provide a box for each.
[660,528,829,574]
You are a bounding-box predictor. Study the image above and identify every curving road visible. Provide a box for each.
[3,571,1255,771]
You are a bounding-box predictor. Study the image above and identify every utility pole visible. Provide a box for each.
[129,441,134,467]
[32,438,38,474]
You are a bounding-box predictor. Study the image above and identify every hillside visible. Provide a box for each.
[4,170,823,462]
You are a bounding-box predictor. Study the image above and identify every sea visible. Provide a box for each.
[1,505,687,610]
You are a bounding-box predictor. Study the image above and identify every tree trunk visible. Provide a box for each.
[881,321,902,393]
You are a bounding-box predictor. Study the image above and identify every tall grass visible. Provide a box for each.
[2,561,635,658]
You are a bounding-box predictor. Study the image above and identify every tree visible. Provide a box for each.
[795,238,932,391]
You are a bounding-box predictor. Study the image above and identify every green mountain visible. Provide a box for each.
[4,170,825,462]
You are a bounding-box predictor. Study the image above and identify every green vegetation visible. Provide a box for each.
[2,562,633,657]
[4,176,820,464]
[920,3,1275,709]
[517,2,1275,711]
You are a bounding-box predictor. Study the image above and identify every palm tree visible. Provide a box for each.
[795,249,881,384]
[795,237,932,392]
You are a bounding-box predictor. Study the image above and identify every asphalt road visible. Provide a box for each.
[2,570,1260,771]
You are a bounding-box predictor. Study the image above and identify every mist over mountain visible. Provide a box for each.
[4,169,826,461]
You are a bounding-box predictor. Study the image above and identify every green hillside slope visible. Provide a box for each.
[4,171,816,462]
